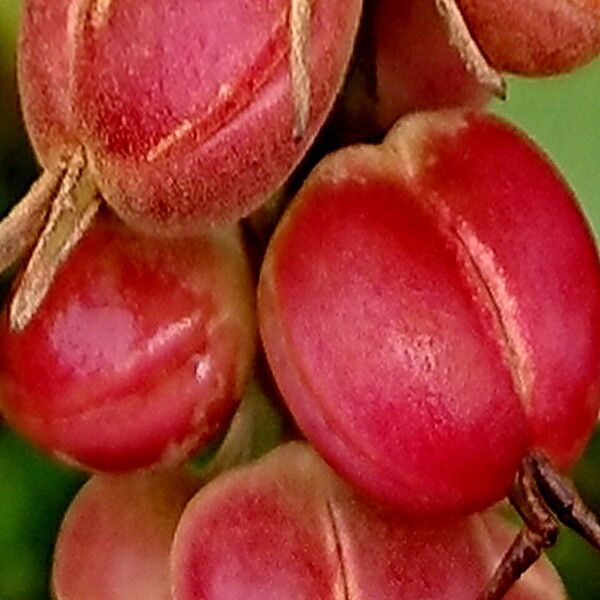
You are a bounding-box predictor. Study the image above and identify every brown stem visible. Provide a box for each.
[479,450,600,599]
[9,147,101,331]
[479,527,552,600]
[529,451,600,550]
[478,456,559,600]
[434,0,506,99]
[0,166,66,273]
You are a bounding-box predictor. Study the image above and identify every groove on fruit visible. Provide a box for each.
[410,178,535,414]
[453,220,534,409]
[145,11,290,162]
[289,0,312,140]
[146,120,193,162]
[0,165,66,273]
[434,0,506,98]
[10,147,101,331]
[325,499,351,600]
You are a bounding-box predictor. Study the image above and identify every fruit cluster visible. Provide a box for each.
[1,1,599,599]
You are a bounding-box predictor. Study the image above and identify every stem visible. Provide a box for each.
[480,451,600,600]
[479,457,559,600]
[530,451,600,550]
[434,0,506,99]
[9,147,101,331]
[0,165,66,273]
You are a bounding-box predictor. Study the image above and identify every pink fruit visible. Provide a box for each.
[455,0,600,74]
[0,212,255,471]
[373,0,492,129]
[53,469,198,600]
[171,442,565,600]
[18,0,362,234]
[259,109,600,516]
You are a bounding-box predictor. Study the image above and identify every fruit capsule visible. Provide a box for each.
[53,469,199,600]
[0,212,255,471]
[455,0,600,74]
[18,0,362,233]
[171,442,565,600]
[259,109,600,516]
[373,0,492,129]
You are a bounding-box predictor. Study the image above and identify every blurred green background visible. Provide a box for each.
[0,1,599,599]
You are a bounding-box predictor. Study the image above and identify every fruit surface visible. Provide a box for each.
[373,0,491,129]
[171,442,565,600]
[53,469,198,600]
[259,109,600,516]
[456,0,600,74]
[18,0,362,233]
[0,212,255,471]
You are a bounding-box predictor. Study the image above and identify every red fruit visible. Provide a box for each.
[374,0,492,129]
[0,212,255,471]
[259,110,600,516]
[18,0,362,233]
[53,469,199,600]
[171,442,565,600]
[455,0,600,74]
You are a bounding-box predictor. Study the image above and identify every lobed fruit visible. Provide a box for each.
[18,0,362,234]
[171,442,565,600]
[0,211,255,471]
[53,469,199,600]
[259,109,600,516]
[455,0,600,74]
[373,0,491,130]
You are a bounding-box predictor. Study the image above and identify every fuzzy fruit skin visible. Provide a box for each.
[171,442,565,600]
[18,0,362,234]
[259,110,600,516]
[172,443,343,600]
[374,0,490,130]
[456,0,600,74]
[0,212,255,471]
[53,469,199,600]
[17,0,75,169]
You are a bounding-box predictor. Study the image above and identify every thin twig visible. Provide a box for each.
[478,456,559,600]
[530,451,600,550]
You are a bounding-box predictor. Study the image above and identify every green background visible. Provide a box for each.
[0,1,599,598]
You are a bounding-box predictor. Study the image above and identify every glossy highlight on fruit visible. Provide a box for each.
[259,109,600,516]
[18,0,362,233]
[0,211,256,471]
[171,442,565,600]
